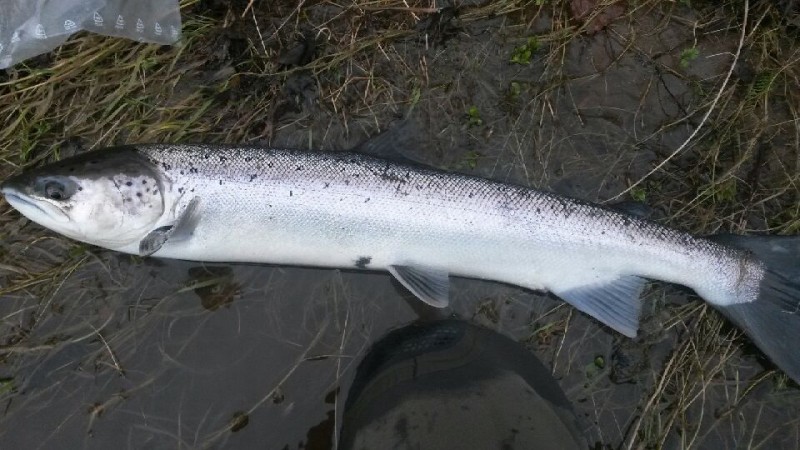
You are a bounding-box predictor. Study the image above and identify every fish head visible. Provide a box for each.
[1,147,166,249]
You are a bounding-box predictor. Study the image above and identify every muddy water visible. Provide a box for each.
[2,4,799,450]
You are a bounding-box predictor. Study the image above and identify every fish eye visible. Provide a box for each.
[37,178,77,202]
[45,181,67,200]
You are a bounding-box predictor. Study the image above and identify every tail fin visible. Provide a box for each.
[710,234,800,382]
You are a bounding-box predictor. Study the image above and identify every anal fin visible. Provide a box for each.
[553,275,647,338]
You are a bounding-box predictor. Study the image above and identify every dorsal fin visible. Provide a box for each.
[353,121,426,165]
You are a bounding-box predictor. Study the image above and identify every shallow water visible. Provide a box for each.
[0,254,564,448]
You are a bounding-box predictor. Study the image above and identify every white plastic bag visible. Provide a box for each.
[0,0,181,69]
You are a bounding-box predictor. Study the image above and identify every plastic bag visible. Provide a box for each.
[0,0,181,69]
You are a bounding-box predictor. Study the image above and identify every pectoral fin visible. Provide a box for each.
[139,197,201,257]
[553,275,647,338]
[139,225,173,256]
[388,264,450,308]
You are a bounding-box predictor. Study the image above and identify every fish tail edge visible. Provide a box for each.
[710,234,800,383]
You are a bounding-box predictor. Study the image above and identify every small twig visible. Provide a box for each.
[263,0,306,43]
[241,0,257,18]
[250,8,268,57]
[91,324,125,376]
[333,307,350,450]
[358,6,441,13]
[551,308,572,375]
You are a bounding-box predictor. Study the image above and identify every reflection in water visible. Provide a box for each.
[337,320,588,449]
[186,266,240,311]
[304,390,338,450]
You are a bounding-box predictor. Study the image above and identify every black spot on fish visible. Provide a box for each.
[78,187,83,191]
[204,154,210,159]
[365,198,370,203]
[289,191,293,197]
[142,180,148,185]
[249,174,257,181]
[219,180,223,185]
[324,182,330,188]
[219,156,227,163]
[178,187,184,193]
[136,192,142,197]
[267,163,273,168]
[180,170,185,175]
[126,181,133,186]
[296,165,303,171]
[354,256,372,269]
[245,156,252,162]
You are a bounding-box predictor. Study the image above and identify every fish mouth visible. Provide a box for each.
[2,185,70,223]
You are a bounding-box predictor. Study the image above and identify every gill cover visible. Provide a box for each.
[1,146,166,249]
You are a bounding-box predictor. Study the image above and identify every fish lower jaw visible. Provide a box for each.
[4,193,70,224]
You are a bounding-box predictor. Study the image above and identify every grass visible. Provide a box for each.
[0,0,799,448]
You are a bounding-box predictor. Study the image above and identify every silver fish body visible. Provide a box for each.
[2,144,798,381]
[134,145,757,302]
